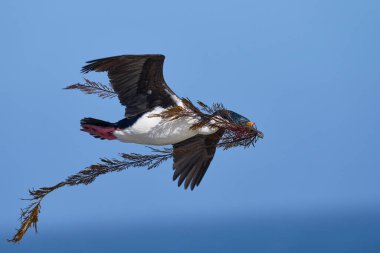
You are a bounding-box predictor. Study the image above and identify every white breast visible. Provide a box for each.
[113,107,218,145]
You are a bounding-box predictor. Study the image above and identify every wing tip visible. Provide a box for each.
[173,173,200,191]
[80,54,165,74]
[81,65,92,74]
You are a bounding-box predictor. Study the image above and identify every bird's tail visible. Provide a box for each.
[80,118,117,140]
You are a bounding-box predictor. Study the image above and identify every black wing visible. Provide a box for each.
[172,129,225,190]
[82,54,178,117]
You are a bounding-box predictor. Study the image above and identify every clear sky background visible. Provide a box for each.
[1,0,379,252]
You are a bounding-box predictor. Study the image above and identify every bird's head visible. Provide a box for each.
[215,110,264,139]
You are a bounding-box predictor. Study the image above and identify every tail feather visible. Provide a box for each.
[80,118,117,140]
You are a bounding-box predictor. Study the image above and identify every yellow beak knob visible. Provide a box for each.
[246,121,254,127]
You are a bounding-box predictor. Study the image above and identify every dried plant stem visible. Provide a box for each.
[64,78,117,99]
[9,148,173,243]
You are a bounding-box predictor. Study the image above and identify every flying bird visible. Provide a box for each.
[78,54,263,190]
[10,54,264,243]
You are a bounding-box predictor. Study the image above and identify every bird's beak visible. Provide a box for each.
[246,121,263,138]
[256,130,264,139]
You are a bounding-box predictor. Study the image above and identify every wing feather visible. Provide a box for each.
[172,129,224,190]
[82,54,178,117]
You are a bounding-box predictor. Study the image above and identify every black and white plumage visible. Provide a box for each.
[79,54,260,190]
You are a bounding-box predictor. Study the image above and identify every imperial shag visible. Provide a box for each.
[79,54,262,190]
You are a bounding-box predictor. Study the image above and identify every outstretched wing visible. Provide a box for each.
[82,54,178,117]
[172,129,225,190]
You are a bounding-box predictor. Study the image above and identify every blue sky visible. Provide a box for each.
[1,0,380,252]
